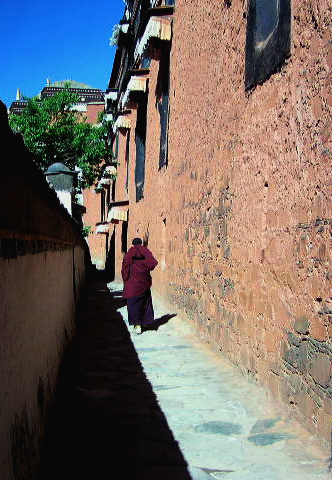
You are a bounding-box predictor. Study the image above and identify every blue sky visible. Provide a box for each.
[0,0,125,108]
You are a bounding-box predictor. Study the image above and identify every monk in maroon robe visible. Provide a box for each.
[121,238,158,334]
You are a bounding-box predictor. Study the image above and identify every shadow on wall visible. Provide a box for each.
[37,279,192,480]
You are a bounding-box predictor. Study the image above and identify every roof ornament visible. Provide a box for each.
[46,77,51,86]
[16,88,21,101]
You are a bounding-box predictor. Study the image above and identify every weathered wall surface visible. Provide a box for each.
[0,101,88,479]
[118,0,332,448]
[83,187,106,268]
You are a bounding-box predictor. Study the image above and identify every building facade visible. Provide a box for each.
[100,0,332,448]
[9,80,104,115]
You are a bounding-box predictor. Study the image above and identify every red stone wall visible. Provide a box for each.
[83,188,107,268]
[114,0,332,447]
[86,103,105,124]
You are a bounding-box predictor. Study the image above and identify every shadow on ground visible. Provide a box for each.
[38,277,192,480]
[143,314,177,332]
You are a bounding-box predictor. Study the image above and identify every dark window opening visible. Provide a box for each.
[141,0,150,16]
[133,4,141,36]
[157,45,171,169]
[105,228,115,281]
[112,133,119,160]
[101,190,106,222]
[245,0,291,90]
[106,184,111,206]
[135,90,148,202]
[125,131,130,195]
[111,179,116,202]
[141,51,151,69]
[121,221,128,253]
[255,0,279,45]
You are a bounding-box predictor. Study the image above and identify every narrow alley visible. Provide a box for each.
[38,277,331,480]
[2,1,332,479]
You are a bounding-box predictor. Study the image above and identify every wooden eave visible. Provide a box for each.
[130,68,150,76]
[136,6,174,42]
[114,109,132,122]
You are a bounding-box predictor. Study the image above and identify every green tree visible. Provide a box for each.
[9,88,112,188]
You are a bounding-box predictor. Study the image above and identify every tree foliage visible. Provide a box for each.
[9,88,112,188]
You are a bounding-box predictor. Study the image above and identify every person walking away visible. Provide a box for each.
[121,238,158,334]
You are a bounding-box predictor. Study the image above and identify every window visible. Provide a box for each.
[121,221,128,253]
[141,51,151,69]
[125,131,130,195]
[112,133,119,160]
[245,0,291,90]
[157,45,171,169]
[106,184,111,206]
[141,0,150,14]
[101,189,106,222]
[111,178,116,202]
[135,91,148,202]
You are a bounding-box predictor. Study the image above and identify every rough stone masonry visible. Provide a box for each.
[110,0,332,450]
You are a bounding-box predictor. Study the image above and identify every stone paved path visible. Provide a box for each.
[39,278,331,480]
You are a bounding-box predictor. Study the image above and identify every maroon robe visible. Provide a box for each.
[121,245,158,326]
[121,245,158,299]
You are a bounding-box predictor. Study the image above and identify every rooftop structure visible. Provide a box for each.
[9,79,105,115]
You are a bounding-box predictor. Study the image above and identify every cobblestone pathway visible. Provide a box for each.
[39,278,331,480]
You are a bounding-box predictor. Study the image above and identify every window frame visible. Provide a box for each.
[135,90,148,202]
[157,44,171,169]
[245,0,291,90]
[125,131,130,196]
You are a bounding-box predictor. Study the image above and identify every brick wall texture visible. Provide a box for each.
[111,0,332,448]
